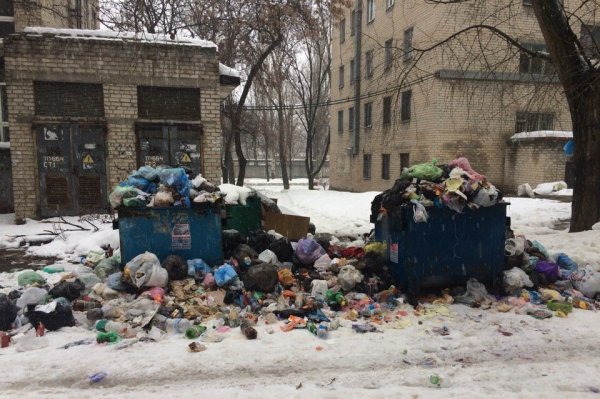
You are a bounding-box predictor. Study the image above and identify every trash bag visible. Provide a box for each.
[126,175,151,191]
[223,229,245,258]
[338,265,364,291]
[563,139,574,157]
[135,165,159,181]
[18,271,46,287]
[400,159,443,181]
[48,279,85,301]
[107,272,129,291]
[268,238,294,262]
[187,258,212,279]
[503,267,533,293]
[311,279,329,300]
[242,263,279,293]
[0,293,18,331]
[214,264,238,287]
[162,255,188,281]
[295,238,326,266]
[123,252,168,288]
[203,273,216,289]
[448,157,486,181]
[471,184,501,207]
[42,264,65,274]
[412,200,429,223]
[364,242,386,256]
[517,183,535,198]
[95,259,118,279]
[555,253,578,272]
[109,185,138,208]
[246,230,273,254]
[278,268,295,287]
[570,265,600,298]
[534,261,560,283]
[158,167,190,198]
[233,244,258,270]
[313,233,333,253]
[505,237,526,256]
[455,278,495,305]
[123,197,146,207]
[16,287,48,309]
[153,191,174,207]
[258,249,279,264]
[26,301,75,331]
[314,254,332,273]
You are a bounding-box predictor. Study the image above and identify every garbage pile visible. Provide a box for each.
[371,157,502,223]
[109,166,222,209]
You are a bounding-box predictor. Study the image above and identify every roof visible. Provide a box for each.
[22,27,218,49]
[510,130,572,141]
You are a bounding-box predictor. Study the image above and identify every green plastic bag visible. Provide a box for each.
[42,265,65,274]
[109,185,138,208]
[18,271,46,287]
[400,159,443,181]
[123,197,146,208]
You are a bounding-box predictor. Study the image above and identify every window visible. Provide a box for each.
[400,153,410,174]
[364,102,372,128]
[385,39,393,70]
[339,65,345,88]
[381,154,390,180]
[367,0,375,23]
[383,96,392,125]
[350,10,356,36]
[365,50,374,77]
[386,0,395,10]
[350,58,356,84]
[403,27,414,62]
[401,90,412,121]
[349,107,354,132]
[337,110,344,133]
[363,154,372,180]
[515,111,555,132]
[581,24,600,58]
[0,0,15,39]
[339,18,345,44]
[519,43,553,74]
[522,0,532,5]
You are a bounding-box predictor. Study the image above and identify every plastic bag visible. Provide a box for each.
[158,167,190,198]
[187,259,212,279]
[534,261,560,283]
[16,287,48,309]
[555,253,578,272]
[311,280,329,300]
[503,267,533,293]
[94,259,118,279]
[531,240,550,260]
[364,242,386,256]
[517,183,534,198]
[203,273,216,289]
[126,175,151,191]
[42,265,65,274]
[296,238,326,266]
[242,263,279,293]
[18,271,46,287]
[49,279,85,301]
[135,166,159,181]
[247,230,273,254]
[27,300,76,331]
[234,244,258,270]
[107,272,129,291]
[123,252,168,288]
[338,265,364,291]
[455,278,495,305]
[268,238,294,262]
[448,157,486,181]
[153,191,174,207]
[214,264,238,287]
[109,185,138,208]
[570,265,600,298]
[258,249,279,264]
[314,254,332,273]
[162,255,188,281]
[412,200,429,223]
[505,237,526,256]
[472,184,500,207]
[0,293,18,331]
[400,159,443,181]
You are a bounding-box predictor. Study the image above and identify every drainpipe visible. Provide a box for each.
[351,0,362,156]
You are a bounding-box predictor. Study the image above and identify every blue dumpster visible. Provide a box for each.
[118,205,223,266]
[374,203,508,293]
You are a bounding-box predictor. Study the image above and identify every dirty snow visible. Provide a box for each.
[1,186,600,398]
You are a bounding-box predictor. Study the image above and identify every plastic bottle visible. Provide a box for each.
[95,319,138,337]
[306,321,318,335]
[153,314,194,334]
[185,325,207,339]
[317,323,329,338]
[73,299,102,312]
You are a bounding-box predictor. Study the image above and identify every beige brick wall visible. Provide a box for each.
[15,0,99,31]
[330,0,586,193]
[505,138,569,189]
[5,33,223,219]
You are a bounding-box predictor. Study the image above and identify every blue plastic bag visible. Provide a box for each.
[214,264,237,287]
[107,272,129,291]
[556,253,578,272]
[158,167,190,199]
[135,166,159,181]
[127,176,150,191]
[563,139,574,157]
[187,259,212,279]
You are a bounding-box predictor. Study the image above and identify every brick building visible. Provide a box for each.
[4,28,239,220]
[330,1,597,192]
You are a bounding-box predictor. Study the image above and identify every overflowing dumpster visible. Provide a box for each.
[375,203,508,293]
[223,195,262,234]
[118,205,223,266]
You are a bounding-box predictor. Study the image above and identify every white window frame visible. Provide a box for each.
[386,0,395,10]
[367,0,375,23]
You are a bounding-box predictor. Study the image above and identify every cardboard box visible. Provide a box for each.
[263,212,310,241]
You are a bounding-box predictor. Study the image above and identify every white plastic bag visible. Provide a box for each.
[16,287,48,309]
[517,183,534,198]
[455,278,495,305]
[311,280,329,300]
[505,237,526,256]
[258,249,279,264]
[503,267,533,293]
[314,254,332,273]
[338,265,363,291]
[570,265,600,298]
[412,201,429,223]
[124,252,168,288]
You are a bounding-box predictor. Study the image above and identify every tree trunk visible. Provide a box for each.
[568,89,600,232]
[277,95,290,189]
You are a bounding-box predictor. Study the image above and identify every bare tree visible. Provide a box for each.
[101,0,188,33]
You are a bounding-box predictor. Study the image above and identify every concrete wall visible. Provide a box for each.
[5,31,223,220]
[329,0,587,192]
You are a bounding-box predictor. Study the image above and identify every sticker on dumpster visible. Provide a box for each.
[390,243,399,263]
[172,224,191,250]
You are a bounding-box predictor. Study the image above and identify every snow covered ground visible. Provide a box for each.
[1,183,600,398]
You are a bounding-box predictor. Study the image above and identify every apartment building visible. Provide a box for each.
[330,0,597,192]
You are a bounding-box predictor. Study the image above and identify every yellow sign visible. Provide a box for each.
[83,154,94,164]
[181,153,191,163]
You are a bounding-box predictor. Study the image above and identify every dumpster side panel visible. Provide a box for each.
[119,207,223,266]
[223,196,262,234]
[376,203,507,292]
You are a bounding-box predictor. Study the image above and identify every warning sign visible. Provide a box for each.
[172,223,191,250]
[181,153,191,163]
[83,154,94,164]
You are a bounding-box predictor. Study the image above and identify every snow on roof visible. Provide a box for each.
[510,130,572,141]
[219,62,240,78]
[22,27,218,49]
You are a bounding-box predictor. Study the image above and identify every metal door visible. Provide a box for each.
[138,126,169,168]
[137,125,202,175]
[36,124,107,217]
[170,127,202,175]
